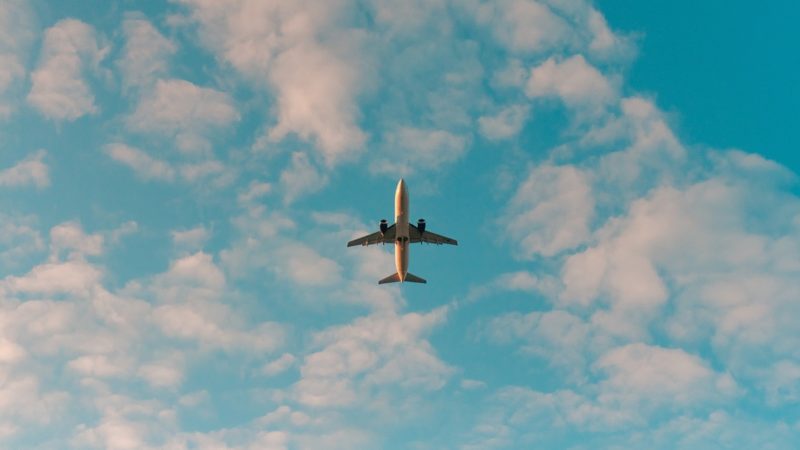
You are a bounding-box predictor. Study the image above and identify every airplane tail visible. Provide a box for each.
[378,272,427,284]
[404,273,426,283]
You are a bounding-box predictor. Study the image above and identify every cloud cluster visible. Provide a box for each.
[0,0,36,118]
[0,150,49,189]
[27,19,107,121]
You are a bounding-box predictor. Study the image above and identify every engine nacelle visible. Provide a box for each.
[417,218,426,233]
[379,219,388,234]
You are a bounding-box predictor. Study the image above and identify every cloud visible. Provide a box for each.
[372,127,468,175]
[472,0,574,54]
[27,19,107,121]
[280,152,328,204]
[267,40,367,165]
[482,310,593,382]
[2,259,102,295]
[175,0,368,165]
[237,180,272,205]
[261,353,297,376]
[105,143,175,182]
[171,226,210,252]
[127,78,238,154]
[67,354,131,378]
[501,164,594,258]
[0,215,44,269]
[273,243,342,287]
[595,343,739,409]
[0,150,49,189]
[478,104,529,140]
[526,54,615,111]
[49,221,104,259]
[0,0,36,118]
[295,308,452,408]
[117,13,177,90]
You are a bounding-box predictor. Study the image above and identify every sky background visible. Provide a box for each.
[0,1,799,449]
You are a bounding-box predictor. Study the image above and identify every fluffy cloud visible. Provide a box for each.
[502,164,594,258]
[49,221,104,259]
[127,79,238,154]
[2,259,102,296]
[280,152,328,204]
[372,127,468,175]
[27,19,106,121]
[0,215,44,269]
[478,104,529,140]
[526,54,615,111]
[471,0,573,54]
[171,226,210,252]
[267,40,367,165]
[295,308,452,408]
[117,13,176,90]
[0,150,49,189]
[176,0,367,165]
[105,143,175,182]
[0,0,36,117]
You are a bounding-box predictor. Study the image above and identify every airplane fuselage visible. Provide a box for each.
[394,178,410,281]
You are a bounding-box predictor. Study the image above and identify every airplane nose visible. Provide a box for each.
[398,178,405,189]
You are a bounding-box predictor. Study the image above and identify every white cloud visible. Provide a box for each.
[372,127,468,175]
[105,143,175,182]
[595,343,739,408]
[176,0,368,165]
[295,308,452,408]
[137,358,184,388]
[0,375,69,434]
[68,354,131,378]
[461,379,487,390]
[273,243,342,287]
[0,0,36,118]
[268,40,367,165]
[483,309,594,382]
[502,164,594,258]
[280,152,328,204]
[127,78,238,154]
[2,259,102,295]
[472,0,574,54]
[179,159,235,186]
[0,337,26,363]
[0,149,49,189]
[150,252,225,302]
[117,13,177,90]
[594,97,686,189]
[478,104,529,140]
[463,270,560,305]
[171,226,210,251]
[27,19,106,121]
[49,221,104,259]
[238,180,272,205]
[527,55,615,112]
[261,353,296,376]
[0,215,44,268]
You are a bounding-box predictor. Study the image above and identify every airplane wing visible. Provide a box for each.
[347,224,396,247]
[409,224,458,245]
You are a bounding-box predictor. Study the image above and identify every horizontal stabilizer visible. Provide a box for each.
[377,272,427,284]
[378,273,401,284]
[404,272,427,283]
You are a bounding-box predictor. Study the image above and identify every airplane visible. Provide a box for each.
[347,178,457,284]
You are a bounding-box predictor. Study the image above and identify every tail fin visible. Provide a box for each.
[377,273,427,284]
[404,272,426,283]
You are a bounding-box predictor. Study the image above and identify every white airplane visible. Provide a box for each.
[347,179,458,284]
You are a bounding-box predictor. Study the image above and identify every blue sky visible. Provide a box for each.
[0,1,798,449]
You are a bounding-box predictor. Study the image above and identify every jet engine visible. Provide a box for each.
[417,218,426,233]
[379,219,388,234]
